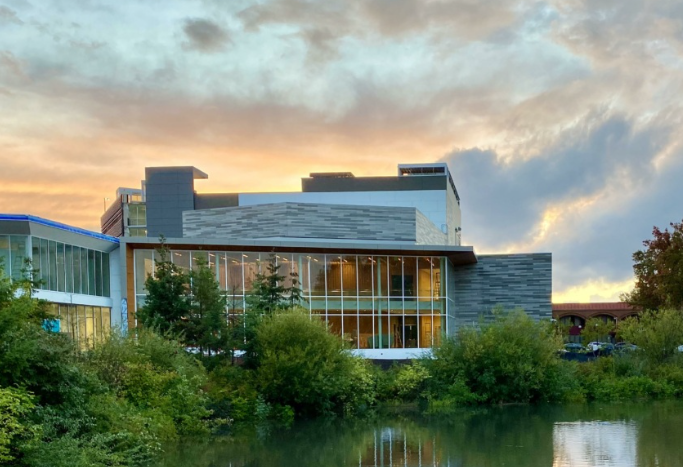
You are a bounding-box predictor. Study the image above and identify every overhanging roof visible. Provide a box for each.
[122,237,478,265]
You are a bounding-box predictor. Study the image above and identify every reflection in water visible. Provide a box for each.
[553,421,637,467]
[155,402,683,467]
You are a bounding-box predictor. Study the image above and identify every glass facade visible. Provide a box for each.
[127,203,147,237]
[134,249,453,349]
[0,235,28,280]
[47,303,111,348]
[31,236,111,297]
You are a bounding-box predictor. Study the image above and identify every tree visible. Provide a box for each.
[622,220,683,311]
[582,317,615,346]
[246,253,303,314]
[618,309,683,363]
[187,257,230,357]
[137,238,191,335]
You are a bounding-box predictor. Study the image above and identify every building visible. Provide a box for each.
[106,163,552,359]
[0,214,123,346]
[0,163,552,357]
[552,302,640,343]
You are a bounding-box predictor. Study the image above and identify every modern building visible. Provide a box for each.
[0,163,552,357]
[104,163,552,359]
[0,214,123,346]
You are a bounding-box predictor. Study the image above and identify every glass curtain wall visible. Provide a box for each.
[30,236,111,297]
[47,303,111,349]
[0,235,28,280]
[134,249,449,349]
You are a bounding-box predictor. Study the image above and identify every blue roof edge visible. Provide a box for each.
[0,214,120,244]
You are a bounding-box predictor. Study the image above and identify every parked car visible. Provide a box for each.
[586,342,614,354]
[564,343,584,353]
[615,342,638,352]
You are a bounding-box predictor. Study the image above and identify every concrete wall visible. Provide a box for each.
[237,190,457,244]
[415,211,448,245]
[183,202,425,242]
[450,253,552,331]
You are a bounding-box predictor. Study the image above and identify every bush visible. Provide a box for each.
[0,387,40,463]
[618,309,683,363]
[424,309,572,405]
[254,310,376,417]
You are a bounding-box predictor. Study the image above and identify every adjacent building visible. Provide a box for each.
[1,162,552,358]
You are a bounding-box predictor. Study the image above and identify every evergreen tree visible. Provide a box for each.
[137,237,190,335]
[187,257,230,357]
[246,253,304,314]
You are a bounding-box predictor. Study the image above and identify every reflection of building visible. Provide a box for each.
[1,163,552,357]
[0,214,122,347]
[553,421,637,467]
[553,303,640,343]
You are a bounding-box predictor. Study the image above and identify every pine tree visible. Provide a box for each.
[187,257,229,357]
[137,237,191,335]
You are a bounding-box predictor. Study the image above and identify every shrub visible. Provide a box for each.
[424,309,571,405]
[0,387,40,463]
[618,309,683,363]
[254,310,376,417]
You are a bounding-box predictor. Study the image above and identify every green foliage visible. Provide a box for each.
[623,220,683,310]
[378,362,430,403]
[137,239,191,335]
[254,309,375,417]
[246,253,302,314]
[186,257,230,357]
[0,387,40,463]
[424,309,570,405]
[582,317,616,345]
[618,309,683,363]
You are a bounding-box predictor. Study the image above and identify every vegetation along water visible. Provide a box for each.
[2,221,683,466]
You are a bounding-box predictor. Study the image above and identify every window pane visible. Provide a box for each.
[390,316,404,348]
[9,236,27,281]
[101,307,111,336]
[191,251,208,270]
[277,254,294,289]
[389,257,402,297]
[65,245,73,293]
[102,253,110,297]
[306,255,326,297]
[87,250,96,296]
[418,257,432,297]
[135,250,154,294]
[80,248,89,294]
[77,305,86,346]
[214,252,227,291]
[405,316,418,348]
[403,257,417,298]
[73,247,82,294]
[341,256,357,297]
[85,306,94,347]
[343,316,358,349]
[374,316,389,349]
[31,237,41,283]
[242,253,259,292]
[48,241,57,291]
[172,250,190,274]
[327,316,342,337]
[357,256,374,296]
[95,251,103,296]
[40,239,49,290]
[376,257,388,297]
[56,243,66,292]
[325,255,341,297]
[0,236,9,278]
[359,316,373,349]
[433,257,442,298]
[225,253,243,293]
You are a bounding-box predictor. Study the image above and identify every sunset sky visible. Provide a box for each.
[2,0,682,303]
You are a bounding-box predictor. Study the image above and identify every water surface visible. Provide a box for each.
[157,402,683,467]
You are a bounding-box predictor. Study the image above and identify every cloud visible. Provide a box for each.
[442,111,681,293]
[0,5,22,25]
[182,18,230,52]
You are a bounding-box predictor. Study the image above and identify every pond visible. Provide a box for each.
[156,402,683,467]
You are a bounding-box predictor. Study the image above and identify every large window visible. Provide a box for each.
[133,249,449,349]
[31,237,111,297]
[0,235,28,280]
[47,303,112,348]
